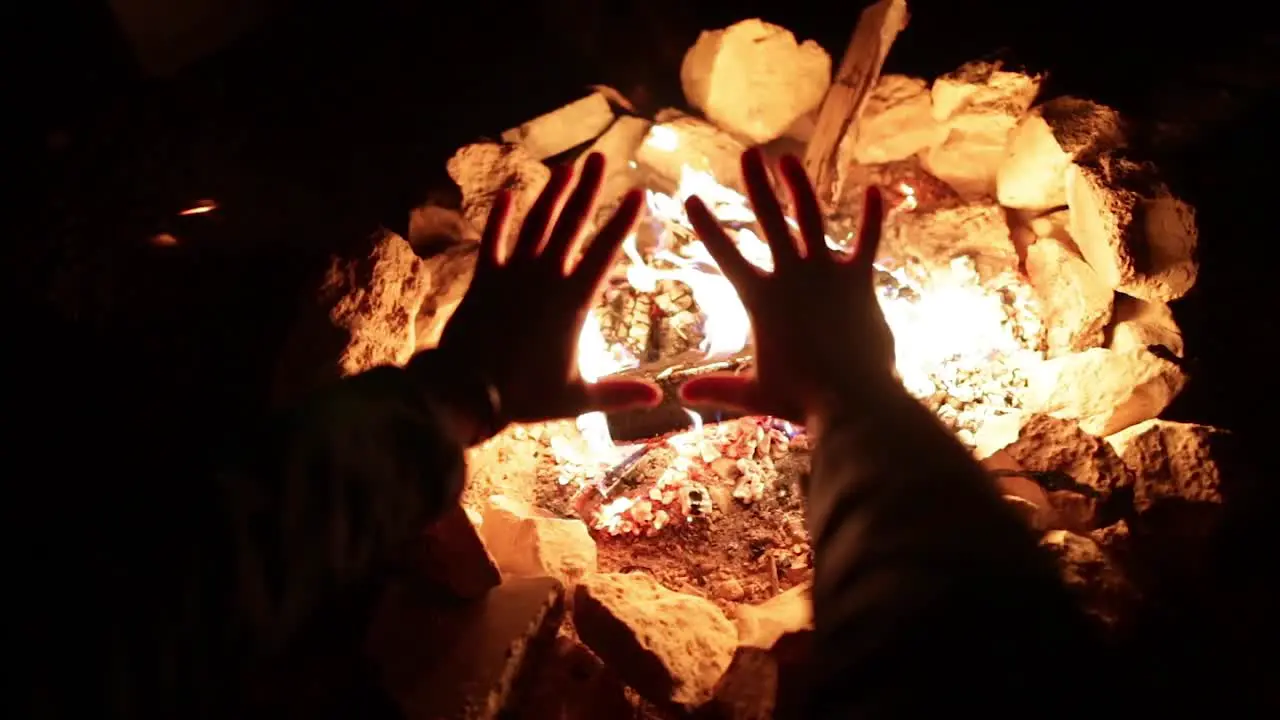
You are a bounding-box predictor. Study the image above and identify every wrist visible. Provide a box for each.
[804,372,907,440]
[405,349,506,446]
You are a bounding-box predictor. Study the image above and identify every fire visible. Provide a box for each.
[561,128,1045,534]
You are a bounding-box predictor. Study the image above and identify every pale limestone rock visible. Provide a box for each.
[984,448,1098,531]
[1105,420,1229,511]
[413,243,477,351]
[578,116,652,216]
[681,19,832,144]
[407,504,502,601]
[733,582,812,649]
[1025,347,1188,436]
[574,572,738,709]
[635,109,748,193]
[479,495,597,585]
[1108,293,1184,357]
[501,92,615,160]
[879,198,1017,277]
[1066,153,1198,302]
[841,75,947,165]
[1025,235,1114,356]
[922,61,1043,198]
[408,204,479,249]
[990,414,1134,496]
[326,231,427,376]
[447,142,551,233]
[997,97,1126,210]
[1039,530,1138,628]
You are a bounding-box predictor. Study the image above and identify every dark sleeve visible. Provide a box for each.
[804,385,1103,718]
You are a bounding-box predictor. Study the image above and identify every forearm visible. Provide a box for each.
[804,383,1093,716]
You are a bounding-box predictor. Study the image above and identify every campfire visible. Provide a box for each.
[297,1,1232,716]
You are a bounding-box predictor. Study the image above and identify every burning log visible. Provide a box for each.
[802,0,910,206]
[604,349,754,442]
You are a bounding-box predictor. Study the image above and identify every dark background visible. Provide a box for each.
[6,0,1277,709]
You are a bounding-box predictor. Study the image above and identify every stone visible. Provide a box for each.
[518,636,637,719]
[1105,420,1229,512]
[405,504,502,601]
[635,109,749,193]
[734,582,813,649]
[1025,347,1188,436]
[1088,519,1131,560]
[990,414,1133,497]
[478,495,598,585]
[1066,152,1199,302]
[1108,293,1184,357]
[578,116,652,217]
[878,198,1017,277]
[681,19,832,144]
[1039,530,1138,628]
[1025,234,1114,356]
[997,97,1126,210]
[407,204,478,251]
[413,243,477,352]
[501,92,616,161]
[274,230,427,394]
[922,61,1044,198]
[573,572,738,709]
[840,75,947,165]
[447,143,551,234]
[366,577,565,720]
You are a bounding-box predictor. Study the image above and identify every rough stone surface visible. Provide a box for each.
[1039,530,1138,628]
[325,231,427,376]
[681,19,831,144]
[573,572,738,709]
[407,204,479,250]
[1025,347,1188,436]
[1108,293,1184,357]
[447,143,551,234]
[879,198,1017,277]
[922,61,1043,197]
[413,243,477,352]
[1025,234,1114,356]
[635,109,749,192]
[841,75,946,165]
[579,116,653,216]
[1066,153,1199,302]
[1105,420,1229,512]
[990,414,1134,497]
[406,504,502,601]
[997,97,1126,210]
[366,577,565,720]
[733,582,812,649]
[478,495,598,585]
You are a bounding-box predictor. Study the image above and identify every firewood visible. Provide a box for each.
[501,92,616,161]
[603,349,754,441]
[802,0,910,206]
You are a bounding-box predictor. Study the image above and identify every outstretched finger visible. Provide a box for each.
[778,155,828,261]
[848,186,884,274]
[572,189,644,293]
[687,196,762,292]
[478,190,512,270]
[514,164,574,261]
[553,378,662,419]
[742,149,800,267]
[543,152,605,267]
[678,374,791,420]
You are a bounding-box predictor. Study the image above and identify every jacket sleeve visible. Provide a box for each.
[803,384,1103,718]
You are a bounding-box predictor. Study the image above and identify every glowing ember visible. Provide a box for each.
[562,127,1046,534]
[178,199,218,216]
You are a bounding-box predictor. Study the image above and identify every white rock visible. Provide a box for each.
[681,19,831,144]
[1105,420,1229,511]
[1025,347,1188,436]
[841,75,946,165]
[1066,153,1198,302]
[1025,234,1114,356]
[501,92,616,161]
[922,61,1043,198]
[447,142,550,234]
[997,97,1125,210]
[634,109,748,192]
[479,495,597,584]
[1108,293,1184,357]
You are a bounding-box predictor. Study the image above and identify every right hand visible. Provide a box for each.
[678,148,898,425]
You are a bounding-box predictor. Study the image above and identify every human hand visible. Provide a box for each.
[433,152,661,424]
[678,149,897,425]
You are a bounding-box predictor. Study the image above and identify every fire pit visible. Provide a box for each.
[292,2,1232,716]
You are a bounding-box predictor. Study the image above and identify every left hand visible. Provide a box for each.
[433,152,661,423]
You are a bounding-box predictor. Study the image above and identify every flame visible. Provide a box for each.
[564,123,1045,528]
[179,199,217,216]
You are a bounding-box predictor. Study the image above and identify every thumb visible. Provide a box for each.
[571,378,663,415]
[678,374,772,416]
